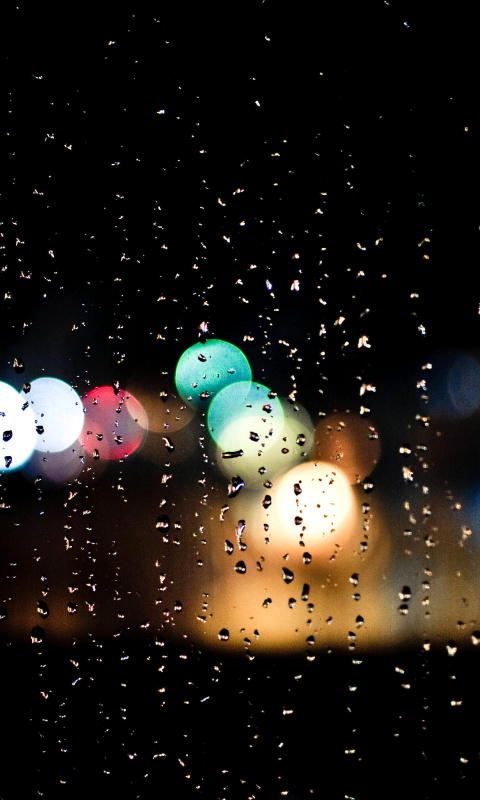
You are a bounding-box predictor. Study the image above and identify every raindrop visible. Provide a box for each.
[37,601,49,618]
[355,615,364,627]
[249,431,260,442]
[306,635,315,646]
[4,456,12,469]
[350,573,359,586]
[262,404,272,413]
[162,436,174,452]
[446,641,457,656]
[359,541,368,552]
[2,430,12,441]
[288,598,296,608]
[36,425,44,435]
[281,447,289,454]
[398,604,409,615]
[114,435,123,445]
[258,466,266,475]
[159,389,168,402]
[199,391,210,401]
[293,483,302,496]
[174,601,183,612]
[22,382,31,393]
[262,494,272,509]
[67,603,77,614]
[362,503,370,513]
[301,584,310,601]
[352,593,361,601]
[197,353,207,363]
[222,449,244,459]
[296,433,306,446]
[13,357,25,374]
[262,598,272,607]
[218,628,229,641]
[228,476,245,497]
[93,449,100,460]
[156,515,170,531]
[471,631,480,645]
[399,586,411,601]
[282,567,294,584]
[236,519,246,537]
[363,478,374,493]
[302,552,312,564]
[31,626,45,644]
[294,516,303,525]
[224,540,234,555]
[0,608,7,620]
[235,561,246,574]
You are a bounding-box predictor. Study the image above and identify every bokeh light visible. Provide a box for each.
[175,339,251,407]
[428,351,480,419]
[81,386,147,460]
[268,461,355,552]
[207,381,284,466]
[126,376,195,434]
[28,377,85,453]
[211,398,314,486]
[0,380,36,471]
[315,412,381,484]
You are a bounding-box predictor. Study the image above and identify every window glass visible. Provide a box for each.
[1,4,479,797]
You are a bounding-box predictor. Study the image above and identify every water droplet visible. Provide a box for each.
[262,404,272,413]
[31,626,45,644]
[67,603,77,614]
[222,449,244,459]
[236,519,246,537]
[225,540,234,555]
[197,353,207,363]
[352,593,361,601]
[281,447,289,454]
[13,357,25,374]
[36,425,44,434]
[162,436,174,452]
[218,628,229,641]
[302,552,312,564]
[282,567,294,584]
[37,601,49,618]
[199,391,210,401]
[262,494,272,509]
[228,476,245,497]
[296,434,306,446]
[114,435,123,445]
[363,478,374,493]
[446,641,457,656]
[249,431,260,442]
[235,561,246,574]
[93,448,100,460]
[471,631,480,645]
[359,541,368,552]
[293,483,302,496]
[288,598,296,608]
[258,466,266,475]
[2,430,12,442]
[156,515,170,531]
[113,380,120,395]
[355,615,364,627]
[0,608,7,620]
[22,382,31,393]
[174,601,183,612]
[301,584,310,601]
[399,586,411,601]
[350,573,359,586]
[362,503,370,513]
[262,597,272,607]
[294,516,303,526]
[398,604,409,615]
[159,389,168,402]
[4,456,12,469]
[306,635,315,646]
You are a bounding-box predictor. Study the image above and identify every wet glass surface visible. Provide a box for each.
[1,4,480,797]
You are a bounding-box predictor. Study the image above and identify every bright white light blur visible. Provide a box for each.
[270,460,354,551]
[0,381,37,471]
[28,377,85,453]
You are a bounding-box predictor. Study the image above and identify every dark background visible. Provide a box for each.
[1,2,480,798]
